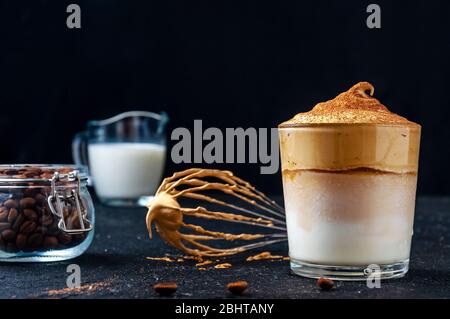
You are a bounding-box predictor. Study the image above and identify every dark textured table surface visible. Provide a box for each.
[0,196,449,299]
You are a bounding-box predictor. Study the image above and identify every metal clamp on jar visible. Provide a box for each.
[48,170,93,235]
[0,165,95,262]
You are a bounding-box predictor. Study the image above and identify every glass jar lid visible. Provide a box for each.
[0,164,88,183]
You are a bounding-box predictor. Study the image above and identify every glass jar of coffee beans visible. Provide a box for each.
[0,165,94,261]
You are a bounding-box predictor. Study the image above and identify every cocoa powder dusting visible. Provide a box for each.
[46,280,113,297]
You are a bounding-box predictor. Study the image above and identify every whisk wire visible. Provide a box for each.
[146,168,288,257]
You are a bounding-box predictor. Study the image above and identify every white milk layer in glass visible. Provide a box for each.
[282,169,417,265]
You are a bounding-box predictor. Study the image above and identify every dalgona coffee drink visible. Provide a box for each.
[278,82,421,280]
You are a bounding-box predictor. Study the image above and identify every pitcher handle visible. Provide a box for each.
[72,131,89,171]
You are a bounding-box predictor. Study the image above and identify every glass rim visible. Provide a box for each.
[87,110,169,126]
[278,123,421,130]
[0,164,88,183]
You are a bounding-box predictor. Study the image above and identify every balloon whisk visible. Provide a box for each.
[145,168,286,257]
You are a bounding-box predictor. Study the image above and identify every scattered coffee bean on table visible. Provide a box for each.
[227,280,248,295]
[317,277,334,291]
[153,282,178,296]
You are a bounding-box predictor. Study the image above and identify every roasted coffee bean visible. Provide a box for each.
[63,207,70,219]
[34,193,46,204]
[4,169,19,176]
[20,197,36,208]
[153,282,177,296]
[23,188,39,198]
[19,221,36,234]
[36,226,48,234]
[227,281,249,295]
[2,229,16,241]
[40,214,53,226]
[23,209,38,221]
[0,210,8,222]
[24,169,41,178]
[40,172,54,179]
[0,222,11,231]
[27,233,43,248]
[47,224,59,236]
[4,199,18,209]
[7,208,18,223]
[16,234,27,250]
[59,167,72,174]
[11,214,25,232]
[50,218,59,227]
[43,236,58,248]
[57,233,72,245]
[317,277,334,291]
[69,214,81,229]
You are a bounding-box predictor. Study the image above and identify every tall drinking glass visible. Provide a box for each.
[279,124,421,280]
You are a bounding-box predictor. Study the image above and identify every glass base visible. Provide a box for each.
[0,231,94,262]
[98,195,154,207]
[290,258,409,281]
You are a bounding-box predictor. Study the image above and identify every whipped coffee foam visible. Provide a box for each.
[279,82,419,126]
[279,82,421,174]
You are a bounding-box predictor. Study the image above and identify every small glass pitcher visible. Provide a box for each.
[72,111,169,207]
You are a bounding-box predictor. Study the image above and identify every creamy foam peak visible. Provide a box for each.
[278,82,421,173]
[280,82,419,126]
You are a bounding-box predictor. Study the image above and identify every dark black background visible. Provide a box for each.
[0,0,449,195]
